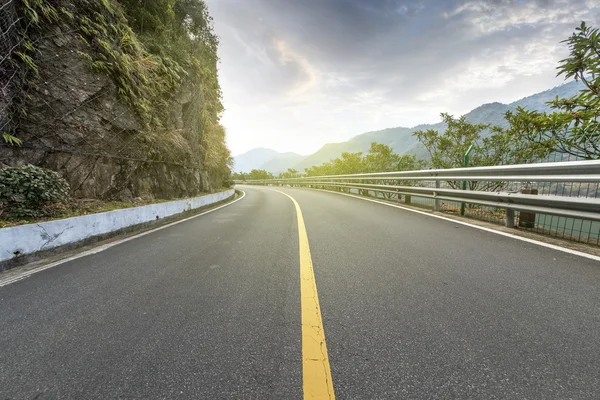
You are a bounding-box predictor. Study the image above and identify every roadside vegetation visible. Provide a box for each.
[1,0,232,226]
[7,0,230,174]
[0,165,234,228]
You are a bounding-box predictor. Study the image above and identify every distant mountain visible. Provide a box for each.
[294,141,364,171]
[233,148,304,173]
[233,148,280,172]
[260,152,305,174]
[293,80,584,170]
[237,80,585,174]
[509,80,584,112]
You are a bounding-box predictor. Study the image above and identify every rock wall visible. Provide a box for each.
[0,1,228,201]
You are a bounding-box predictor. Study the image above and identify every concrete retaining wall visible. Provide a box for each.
[0,189,235,263]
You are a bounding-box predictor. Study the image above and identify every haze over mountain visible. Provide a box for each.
[233,148,280,173]
[259,152,305,174]
[234,80,584,173]
[233,148,304,173]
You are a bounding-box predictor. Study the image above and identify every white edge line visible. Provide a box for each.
[309,188,600,263]
[0,190,246,288]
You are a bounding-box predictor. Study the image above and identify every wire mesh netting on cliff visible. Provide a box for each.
[0,1,225,199]
[1,0,20,138]
[0,1,198,167]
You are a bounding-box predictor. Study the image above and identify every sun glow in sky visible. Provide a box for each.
[204,0,600,156]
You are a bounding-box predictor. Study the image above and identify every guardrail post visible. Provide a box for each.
[460,144,474,216]
[519,189,538,227]
[506,209,515,228]
[434,180,441,211]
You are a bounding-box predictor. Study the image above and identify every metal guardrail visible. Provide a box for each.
[236,160,600,228]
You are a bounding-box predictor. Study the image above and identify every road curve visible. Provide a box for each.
[1,185,599,399]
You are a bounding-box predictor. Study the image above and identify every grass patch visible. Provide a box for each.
[0,198,164,228]
[0,188,233,228]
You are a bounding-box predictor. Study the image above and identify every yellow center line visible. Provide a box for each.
[271,189,335,400]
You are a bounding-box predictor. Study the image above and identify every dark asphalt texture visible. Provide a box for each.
[1,186,599,399]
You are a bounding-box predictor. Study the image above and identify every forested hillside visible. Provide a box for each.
[0,0,231,200]
[235,80,585,173]
[292,80,585,170]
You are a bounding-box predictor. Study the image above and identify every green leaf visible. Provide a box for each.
[2,133,22,146]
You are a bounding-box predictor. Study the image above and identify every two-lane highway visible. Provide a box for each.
[1,186,599,399]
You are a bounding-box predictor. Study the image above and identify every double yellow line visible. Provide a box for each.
[272,190,335,399]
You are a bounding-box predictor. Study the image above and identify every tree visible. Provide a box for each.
[231,172,248,181]
[279,168,299,179]
[305,163,334,177]
[414,113,547,190]
[413,113,490,170]
[331,152,364,175]
[364,142,400,172]
[506,22,600,159]
[247,169,274,180]
[231,170,273,181]
[360,143,424,198]
[391,154,427,192]
[397,153,427,171]
[482,125,551,166]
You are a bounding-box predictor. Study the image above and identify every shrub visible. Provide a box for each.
[0,165,70,218]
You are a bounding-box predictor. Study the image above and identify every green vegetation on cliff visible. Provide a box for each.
[6,0,231,199]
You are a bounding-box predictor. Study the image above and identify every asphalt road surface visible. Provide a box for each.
[1,186,599,399]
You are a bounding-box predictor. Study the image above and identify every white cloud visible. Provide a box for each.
[273,39,320,99]
[447,0,594,34]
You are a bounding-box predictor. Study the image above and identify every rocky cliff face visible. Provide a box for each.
[1,0,229,200]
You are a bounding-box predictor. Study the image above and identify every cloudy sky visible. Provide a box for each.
[204,0,599,156]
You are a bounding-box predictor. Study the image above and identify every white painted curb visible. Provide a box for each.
[0,189,235,263]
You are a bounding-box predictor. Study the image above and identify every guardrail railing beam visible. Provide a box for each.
[235,160,600,229]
